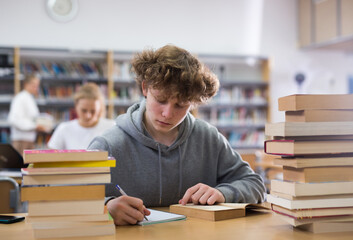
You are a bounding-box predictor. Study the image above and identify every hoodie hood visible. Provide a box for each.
[115,99,195,151]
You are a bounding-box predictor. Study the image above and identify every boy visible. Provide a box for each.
[88,45,266,225]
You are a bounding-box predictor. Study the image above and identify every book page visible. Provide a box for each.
[138,209,186,226]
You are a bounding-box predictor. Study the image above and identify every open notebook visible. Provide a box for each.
[138,209,186,226]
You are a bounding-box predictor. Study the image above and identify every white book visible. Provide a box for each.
[271,180,353,197]
[265,121,353,137]
[267,194,353,210]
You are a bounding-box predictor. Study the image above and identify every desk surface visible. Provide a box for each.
[1,209,352,240]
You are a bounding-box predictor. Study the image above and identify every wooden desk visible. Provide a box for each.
[1,209,352,240]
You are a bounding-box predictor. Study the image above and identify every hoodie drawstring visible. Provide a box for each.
[178,146,183,199]
[157,143,163,205]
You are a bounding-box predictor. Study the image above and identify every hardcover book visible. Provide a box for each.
[297,221,353,233]
[21,167,110,175]
[265,121,353,137]
[278,94,353,111]
[23,149,109,163]
[27,199,105,217]
[26,212,110,223]
[22,172,111,186]
[31,221,115,239]
[270,176,353,198]
[271,204,353,219]
[285,109,353,122]
[264,139,353,156]
[270,191,353,201]
[275,212,353,227]
[273,135,353,141]
[31,159,116,168]
[282,166,353,183]
[273,156,353,168]
[169,203,269,221]
[21,185,105,202]
[267,194,353,210]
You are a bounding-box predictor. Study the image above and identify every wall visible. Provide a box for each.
[0,0,263,54]
[259,0,353,122]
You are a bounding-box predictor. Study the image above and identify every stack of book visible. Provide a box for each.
[264,94,353,233]
[21,149,116,239]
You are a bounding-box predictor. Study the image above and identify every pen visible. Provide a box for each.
[115,184,148,221]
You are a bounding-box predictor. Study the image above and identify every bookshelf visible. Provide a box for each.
[197,54,270,152]
[0,47,141,147]
[19,48,112,148]
[0,47,271,154]
[111,51,141,119]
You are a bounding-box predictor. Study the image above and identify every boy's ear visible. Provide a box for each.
[141,81,148,97]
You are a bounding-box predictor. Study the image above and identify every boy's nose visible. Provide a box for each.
[161,105,173,119]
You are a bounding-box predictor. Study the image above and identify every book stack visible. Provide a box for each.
[264,94,353,233]
[21,149,116,239]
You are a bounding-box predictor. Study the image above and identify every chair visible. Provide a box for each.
[0,176,20,213]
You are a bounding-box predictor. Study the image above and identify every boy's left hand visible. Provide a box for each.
[179,183,225,205]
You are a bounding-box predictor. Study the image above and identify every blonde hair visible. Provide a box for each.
[73,82,106,118]
[22,73,40,89]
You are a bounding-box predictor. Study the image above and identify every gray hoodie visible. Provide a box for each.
[88,99,266,207]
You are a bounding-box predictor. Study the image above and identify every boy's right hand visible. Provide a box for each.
[106,195,150,225]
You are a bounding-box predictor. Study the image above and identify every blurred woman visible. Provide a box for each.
[8,74,48,155]
[48,82,114,149]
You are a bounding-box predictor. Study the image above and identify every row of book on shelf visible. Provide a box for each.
[0,84,13,95]
[198,107,266,126]
[265,94,353,233]
[225,130,265,149]
[21,60,135,80]
[212,86,266,104]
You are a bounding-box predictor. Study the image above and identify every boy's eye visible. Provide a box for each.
[175,104,185,108]
[155,96,167,104]
[156,99,166,104]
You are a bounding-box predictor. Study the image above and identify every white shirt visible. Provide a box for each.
[47,118,115,149]
[8,90,39,142]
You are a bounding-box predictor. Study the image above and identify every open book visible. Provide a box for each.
[138,209,186,226]
[169,203,269,221]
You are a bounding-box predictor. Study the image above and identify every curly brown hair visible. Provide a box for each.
[131,45,219,104]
